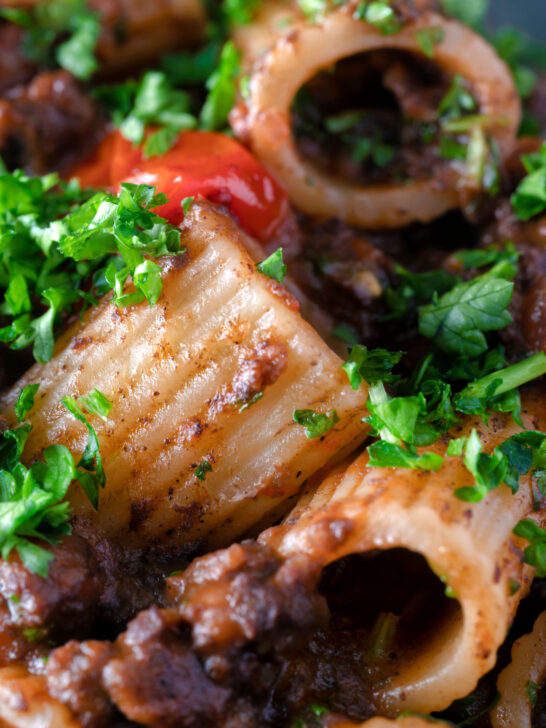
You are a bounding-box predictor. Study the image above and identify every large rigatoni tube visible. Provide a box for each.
[0,668,80,728]
[491,611,546,728]
[264,396,545,715]
[233,4,520,228]
[0,201,367,551]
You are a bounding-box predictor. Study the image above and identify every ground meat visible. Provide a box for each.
[0,536,102,645]
[104,608,231,728]
[46,640,116,728]
[0,24,37,94]
[0,70,103,174]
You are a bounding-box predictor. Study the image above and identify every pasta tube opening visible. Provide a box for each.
[267,398,546,715]
[317,547,461,678]
[233,5,520,228]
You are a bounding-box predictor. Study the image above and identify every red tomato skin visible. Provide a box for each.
[70,130,290,242]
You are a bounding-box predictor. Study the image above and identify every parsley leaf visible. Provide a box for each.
[195,460,213,481]
[56,183,182,307]
[342,346,403,389]
[58,389,111,510]
[385,265,458,321]
[332,323,359,346]
[454,242,518,271]
[354,1,402,35]
[0,385,109,577]
[513,519,546,577]
[526,680,540,708]
[14,384,40,423]
[512,143,546,220]
[199,41,240,131]
[453,430,546,502]
[223,0,261,26]
[293,409,339,438]
[454,353,546,422]
[56,11,99,80]
[257,248,287,283]
[4,0,100,80]
[78,388,112,421]
[367,441,444,470]
[438,75,477,120]
[418,274,514,358]
[439,0,489,30]
[415,27,445,58]
[97,71,197,159]
[298,0,329,22]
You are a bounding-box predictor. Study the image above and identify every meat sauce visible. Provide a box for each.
[0,5,546,728]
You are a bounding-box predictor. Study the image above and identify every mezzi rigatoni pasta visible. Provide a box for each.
[491,611,546,728]
[264,394,546,715]
[231,3,520,229]
[0,201,368,551]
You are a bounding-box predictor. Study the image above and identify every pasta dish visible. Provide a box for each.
[0,0,544,726]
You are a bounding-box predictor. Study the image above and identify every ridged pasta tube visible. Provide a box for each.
[0,201,368,551]
[264,396,545,715]
[491,611,546,728]
[0,668,80,728]
[233,4,520,228]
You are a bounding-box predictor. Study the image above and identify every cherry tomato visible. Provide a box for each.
[70,130,291,243]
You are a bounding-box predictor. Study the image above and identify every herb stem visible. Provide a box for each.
[457,352,546,402]
[368,382,401,445]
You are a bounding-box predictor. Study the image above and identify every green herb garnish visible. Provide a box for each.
[293,409,339,438]
[513,519,546,577]
[257,248,287,284]
[195,460,213,481]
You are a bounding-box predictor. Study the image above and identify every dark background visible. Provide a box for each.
[490,0,545,40]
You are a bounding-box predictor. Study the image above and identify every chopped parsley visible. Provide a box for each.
[181,197,195,216]
[14,384,40,423]
[438,76,477,120]
[297,0,330,23]
[78,388,113,422]
[293,409,339,438]
[512,143,546,221]
[344,248,546,489]
[439,0,488,30]
[332,323,359,346]
[199,41,241,132]
[96,71,197,159]
[343,345,403,389]
[1,0,100,80]
[415,27,445,58]
[257,248,287,284]
[526,680,540,708]
[418,272,514,358]
[195,460,213,482]
[223,0,261,26]
[61,391,113,509]
[513,519,546,577]
[0,386,110,576]
[354,1,402,35]
[0,170,181,363]
[292,703,329,728]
